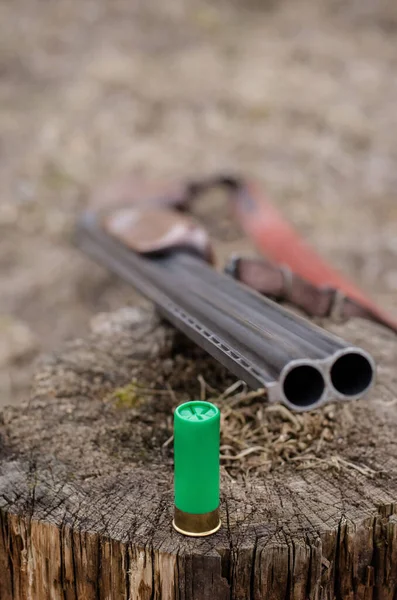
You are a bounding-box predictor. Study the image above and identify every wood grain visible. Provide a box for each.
[1,309,397,599]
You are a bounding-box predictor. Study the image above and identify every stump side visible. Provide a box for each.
[1,309,397,599]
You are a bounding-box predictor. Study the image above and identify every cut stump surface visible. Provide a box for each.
[1,308,397,600]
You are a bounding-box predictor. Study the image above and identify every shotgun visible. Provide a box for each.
[75,176,376,412]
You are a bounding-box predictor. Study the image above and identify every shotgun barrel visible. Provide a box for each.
[75,211,375,412]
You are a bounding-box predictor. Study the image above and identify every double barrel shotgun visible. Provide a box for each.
[75,175,385,412]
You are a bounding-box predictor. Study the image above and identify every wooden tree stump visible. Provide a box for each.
[1,307,397,600]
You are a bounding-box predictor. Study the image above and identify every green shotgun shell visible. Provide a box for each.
[173,400,221,536]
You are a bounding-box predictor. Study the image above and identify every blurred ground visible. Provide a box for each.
[1,0,397,407]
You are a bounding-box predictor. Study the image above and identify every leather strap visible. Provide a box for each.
[187,176,397,334]
[227,256,395,330]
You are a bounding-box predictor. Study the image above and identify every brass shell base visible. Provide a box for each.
[173,507,221,537]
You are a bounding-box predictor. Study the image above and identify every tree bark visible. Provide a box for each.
[1,308,397,600]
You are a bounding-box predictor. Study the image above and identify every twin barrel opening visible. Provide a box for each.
[282,351,375,409]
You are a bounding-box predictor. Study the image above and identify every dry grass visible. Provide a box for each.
[196,378,377,479]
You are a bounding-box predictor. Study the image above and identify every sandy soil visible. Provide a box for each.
[1,0,397,407]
